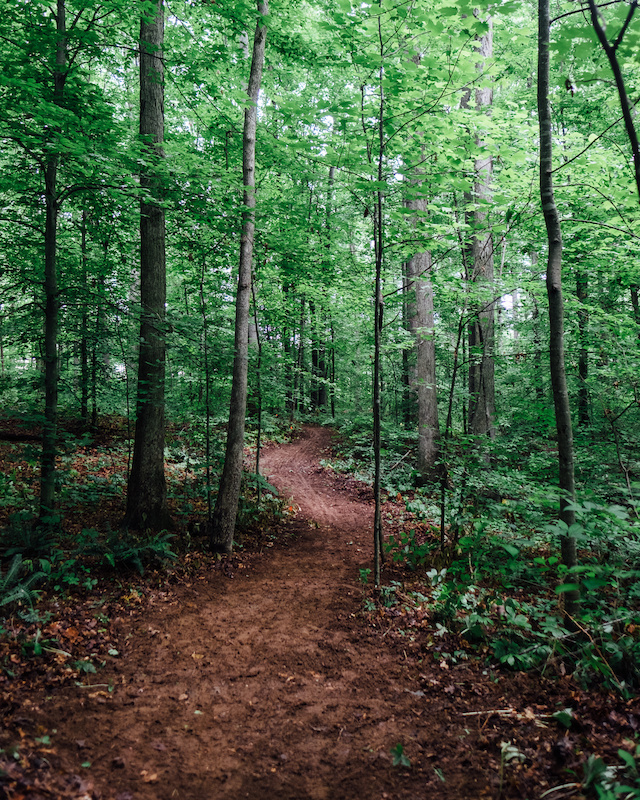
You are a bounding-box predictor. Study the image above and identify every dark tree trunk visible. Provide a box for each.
[372,15,385,587]
[124,0,171,531]
[39,0,67,520]
[309,300,328,411]
[631,285,640,342]
[587,0,640,202]
[210,0,268,554]
[539,0,578,615]
[80,211,89,426]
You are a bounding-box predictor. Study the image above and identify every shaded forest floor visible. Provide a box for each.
[1,425,638,799]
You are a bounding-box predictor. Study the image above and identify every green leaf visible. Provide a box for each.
[555,583,581,594]
[391,743,411,768]
[552,708,574,729]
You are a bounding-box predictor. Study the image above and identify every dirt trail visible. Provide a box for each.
[26,427,511,798]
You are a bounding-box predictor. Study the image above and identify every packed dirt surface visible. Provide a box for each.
[4,426,637,799]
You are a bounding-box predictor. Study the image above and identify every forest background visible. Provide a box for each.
[1,0,640,739]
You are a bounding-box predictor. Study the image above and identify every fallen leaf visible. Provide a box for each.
[63,627,79,642]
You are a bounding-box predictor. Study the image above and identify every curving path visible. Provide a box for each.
[30,426,492,799]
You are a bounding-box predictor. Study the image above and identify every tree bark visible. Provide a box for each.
[210,0,268,554]
[538,0,578,615]
[80,210,89,426]
[403,201,440,482]
[631,285,640,342]
[587,0,640,203]
[124,0,171,531]
[463,19,496,442]
[39,0,67,520]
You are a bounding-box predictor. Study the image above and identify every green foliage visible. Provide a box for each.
[385,529,433,569]
[76,528,177,576]
[0,512,56,560]
[582,745,640,799]
[390,743,411,768]
[0,555,44,611]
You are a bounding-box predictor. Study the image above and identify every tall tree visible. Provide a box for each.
[538,0,578,615]
[403,195,440,483]
[124,0,171,531]
[39,0,68,519]
[210,0,268,555]
[464,18,496,442]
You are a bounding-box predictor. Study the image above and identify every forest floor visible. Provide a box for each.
[1,424,638,800]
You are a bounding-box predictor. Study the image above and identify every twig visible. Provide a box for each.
[388,450,412,472]
[539,782,581,798]
[461,708,515,717]
[565,613,625,691]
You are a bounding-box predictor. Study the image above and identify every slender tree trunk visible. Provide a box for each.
[631,285,640,342]
[199,256,213,519]
[577,270,589,427]
[330,317,336,418]
[252,283,263,506]
[210,0,268,554]
[401,264,413,429]
[538,0,578,616]
[464,19,496,442]
[587,0,640,202]
[372,15,385,587]
[124,0,171,531]
[39,0,67,520]
[294,294,305,415]
[326,167,336,417]
[80,211,89,425]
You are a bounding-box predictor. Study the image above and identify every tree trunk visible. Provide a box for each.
[39,0,66,520]
[403,201,440,482]
[372,14,385,587]
[538,0,578,616]
[577,270,589,427]
[464,20,496,442]
[210,0,268,554]
[587,0,640,202]
[124,0,171,531]
[80,210,89,426]
[631,285,640,342]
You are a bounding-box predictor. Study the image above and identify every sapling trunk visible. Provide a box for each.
[538,0,579,616]
[210,0,268,554]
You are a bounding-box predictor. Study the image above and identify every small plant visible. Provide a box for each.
[0,512,57,560]
[0,554,44,610]
[391,743,411,768]
[358,567,371,584]
[102,530,177,574]
[385,529,433,570]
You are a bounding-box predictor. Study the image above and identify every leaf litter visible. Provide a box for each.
[0,424,638,799]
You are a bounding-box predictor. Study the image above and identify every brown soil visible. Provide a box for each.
[3,426,637,799]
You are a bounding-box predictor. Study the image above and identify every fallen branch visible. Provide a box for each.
[388,450,412,472]
[461,708,515,717]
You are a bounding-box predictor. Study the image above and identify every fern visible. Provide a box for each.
[0,555,44,610]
